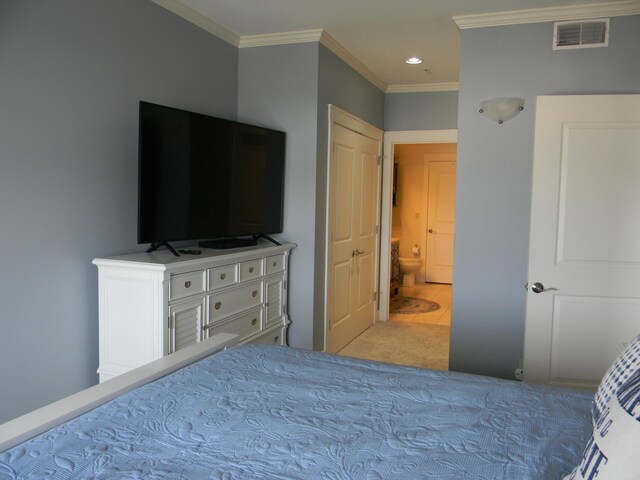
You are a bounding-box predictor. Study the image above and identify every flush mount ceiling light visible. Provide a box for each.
[405,56,423,65]
[479,97,524,124]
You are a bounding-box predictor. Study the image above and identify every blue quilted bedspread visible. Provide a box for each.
[0,345,592,479]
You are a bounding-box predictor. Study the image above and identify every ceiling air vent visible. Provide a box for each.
[553,18,609,50]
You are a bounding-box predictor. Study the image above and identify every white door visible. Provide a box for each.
[326,116,381,354]
[425,161,456,283]
[523,94,640,388]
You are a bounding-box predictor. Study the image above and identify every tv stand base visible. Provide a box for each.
[146,242,180,256]
[254,234,281,246]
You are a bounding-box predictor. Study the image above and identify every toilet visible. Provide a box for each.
[399,244,422,286]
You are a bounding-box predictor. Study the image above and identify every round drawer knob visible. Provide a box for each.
[249,267,254,273]
[220,273,226,280]
[184,281,191,288]
[251,318,257,326]
[215,302,222,310]
[273,335,279,343]
[252,290,257,298]
[272,261,277,267]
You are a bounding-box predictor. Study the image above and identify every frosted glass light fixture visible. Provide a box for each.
[479,97,524,124]
[405,57,423,65]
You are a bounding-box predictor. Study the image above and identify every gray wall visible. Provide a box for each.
[450,16,640,379]
[0,0,238,423]
[314,44,385,349]
[238,43,384,350]
[384,91,458,131]
[238,43,320,349]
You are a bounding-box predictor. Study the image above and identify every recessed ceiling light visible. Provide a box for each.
[405,57,423,65]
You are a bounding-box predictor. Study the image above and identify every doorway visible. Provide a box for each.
[378,130,458,321]
[392,143,456,285]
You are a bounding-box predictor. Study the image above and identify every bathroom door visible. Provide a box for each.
[425,161,456,283]
[326,107,382,353]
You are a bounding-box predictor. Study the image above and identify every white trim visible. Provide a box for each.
[319,31,387,92]
[378,130,458,321]
[0,333,239,452]
[237,29,387,93]
[150,0,240,46]
[386,83,460,94]
[238,29,323,48]
[328,104,384,142]
[454,0,640,29]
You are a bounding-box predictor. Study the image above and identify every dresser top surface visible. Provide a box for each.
[93,242,295,270]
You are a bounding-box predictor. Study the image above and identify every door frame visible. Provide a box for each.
[324,105,383,351]
[379,130,458,321]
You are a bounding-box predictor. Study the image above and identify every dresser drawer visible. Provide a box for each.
[204,309,262,342]
[208,264,238,290]
[239,259,263,282]
[208,281,263,322]
[250,326,286,346]
[169,270,205,301]
[265,254,285,275]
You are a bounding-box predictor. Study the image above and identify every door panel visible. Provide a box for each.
[357,252,374,310]
[425,161,456,283]
[549,296,640,384]
[359,152,377,237]
[332,260,352,327]
[334,144,355,242]
[558,124,640,264]
[523,95,640,388]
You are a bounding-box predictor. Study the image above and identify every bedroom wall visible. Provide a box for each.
[450,15,640,379]
[238,43,385,351]
[0,0,238,423]
[238,43,320,349]
[384,91,458,131]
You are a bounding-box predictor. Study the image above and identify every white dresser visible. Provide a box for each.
[93,243,295,382]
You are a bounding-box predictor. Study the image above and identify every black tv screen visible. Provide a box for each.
[138,102,285,246]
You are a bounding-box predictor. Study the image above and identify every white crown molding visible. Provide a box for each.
[238,29,323,48]
[151,0,239,46]
[237,29,387,92]
[454,0,640,29]
[386,83,459,94]
[318,31,387,92]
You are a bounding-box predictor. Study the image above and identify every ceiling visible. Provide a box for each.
[156,0,638,91]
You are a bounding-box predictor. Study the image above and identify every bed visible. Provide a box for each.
[1,333,637,479]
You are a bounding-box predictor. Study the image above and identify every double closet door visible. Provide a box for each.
[326,114,382,354]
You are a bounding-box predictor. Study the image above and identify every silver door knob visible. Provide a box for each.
[531,282,545,293]
[531,282,558,294]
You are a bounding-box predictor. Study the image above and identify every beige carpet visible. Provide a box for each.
[337,320,450,370]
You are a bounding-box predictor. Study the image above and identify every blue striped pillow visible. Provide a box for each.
[593,333,640,424]
[565,369,640,480]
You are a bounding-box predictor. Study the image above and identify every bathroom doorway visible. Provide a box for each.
[392,143,456,286]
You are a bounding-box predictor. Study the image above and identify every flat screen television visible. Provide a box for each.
[138,101,285,254]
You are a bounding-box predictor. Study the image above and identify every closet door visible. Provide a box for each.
[326,119,381,353]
